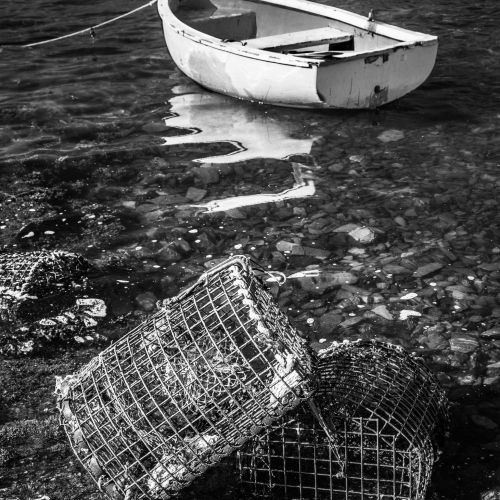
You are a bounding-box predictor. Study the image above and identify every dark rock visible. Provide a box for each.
[424,327,450,350]
[276,240,304,255]
[481,328,500,340]
[192,166,220,184]
[291,289,310,308]
[152,194,188,205]
[157,244,182,263]
[478,262,500,272]
[185,187,207,202]
[297,272,358,293]
[470,414,498,430]
[383,264,412,275]
[413,262,444,278]
[192,232,216,250]
[319,311,343,335]
[302,246,331,260]
[135,292,157,312]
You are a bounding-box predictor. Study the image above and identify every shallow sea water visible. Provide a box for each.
[1,0,500,499]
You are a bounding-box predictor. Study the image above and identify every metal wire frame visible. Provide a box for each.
[58,255,315,500]
[235,341,448,500]
[0,250,89,323]
[237,404,436,500]
[315,340,449,455]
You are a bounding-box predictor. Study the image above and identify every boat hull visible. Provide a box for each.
[158,0,438,109]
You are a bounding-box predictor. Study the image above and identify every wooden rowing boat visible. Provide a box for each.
[158,0,438,109]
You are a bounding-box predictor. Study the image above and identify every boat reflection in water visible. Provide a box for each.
[162,90,319,163]
[189,161,316,213]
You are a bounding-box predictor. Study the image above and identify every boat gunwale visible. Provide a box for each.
[160,0,438,68]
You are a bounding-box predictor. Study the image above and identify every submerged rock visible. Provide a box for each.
[297,272,358,293]
[377,129,405,143]
[135,292,157,312]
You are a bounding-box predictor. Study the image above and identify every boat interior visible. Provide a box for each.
[171,0,404,57]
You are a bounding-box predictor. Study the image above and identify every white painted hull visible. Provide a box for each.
[158,0,438,109]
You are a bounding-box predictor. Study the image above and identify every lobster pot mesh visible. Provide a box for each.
[0,250,89,323]
[316,340,449,454]
[238,405,435,500]
[58,256,315,500]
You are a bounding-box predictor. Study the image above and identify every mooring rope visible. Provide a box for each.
[23,0,158,48]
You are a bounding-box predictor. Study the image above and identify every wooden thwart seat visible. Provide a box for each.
[240,26,353,51]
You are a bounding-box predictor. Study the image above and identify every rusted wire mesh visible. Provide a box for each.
[0,250,89,323]
[57,255,315,500]
[237,340,448,500]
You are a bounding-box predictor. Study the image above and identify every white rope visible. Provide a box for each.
[24,0,158,48]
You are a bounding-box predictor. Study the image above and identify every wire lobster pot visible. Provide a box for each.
[238,406,435,500]
[0,250,89,324]
[57,255,315,500]
[315,340,449,454]
[237,340,448,500]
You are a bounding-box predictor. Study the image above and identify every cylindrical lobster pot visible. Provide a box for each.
[57,256,315,500]
[237,340,448,500]
[316,340,449,454]
[238,406,437,500]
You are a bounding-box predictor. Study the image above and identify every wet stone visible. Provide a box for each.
[423,328,450,350]
[185,187,207,202]
[135,292,157,312]
[348,226,379,246]
[276,241,304,255]
[297,272,358,293]
[152,194,188,205]
[136,203,158,214]
[302,246,331,259]
[371,304,394,320]
[142,122,169,133]
[413,262,444,277]
[333,223,360,233]
[383,264,412,275]
[191,166,220,184]
[450,333,480,353]
[481,488,500,500]
[318,311,343,335]
[157,244,182,263]
[478,262,500,272]
[192,232,216,250]
[471,414,498,430]
[377,129,405,143]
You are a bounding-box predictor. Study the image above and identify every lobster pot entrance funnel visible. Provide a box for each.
[58,256,314,500]
[237,340,448,500]
[0,250,88,324]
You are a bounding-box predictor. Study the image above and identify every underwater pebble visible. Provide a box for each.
[377,129,405,142]
[399,310,421,320]
[450,334,480,353]
[276,240,304,255]
[413,262,444,278]
[471,415,499,430]
[185,187,207,202]
[348,226,377,245]
[371,305,394,320]
[135,292,157,312]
